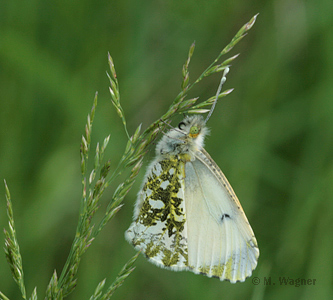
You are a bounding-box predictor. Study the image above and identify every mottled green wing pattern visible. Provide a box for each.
[125,156,189,270]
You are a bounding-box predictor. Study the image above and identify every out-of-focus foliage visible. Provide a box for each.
[0,1,332,299]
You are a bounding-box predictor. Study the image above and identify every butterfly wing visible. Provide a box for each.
[184,148,259,282]
[125,156,190,270]
[126,149,259,282]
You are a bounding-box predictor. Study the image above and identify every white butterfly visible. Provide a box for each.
[125,113,259,283]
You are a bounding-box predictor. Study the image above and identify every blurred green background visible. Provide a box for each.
[1,0,332,299]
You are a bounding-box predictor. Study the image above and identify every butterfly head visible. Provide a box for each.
[177,115,208,139]
[156,115,209,159]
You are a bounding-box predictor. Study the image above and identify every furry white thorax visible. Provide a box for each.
[155,115,209,160]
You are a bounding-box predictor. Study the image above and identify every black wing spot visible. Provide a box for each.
[221,214,231,222]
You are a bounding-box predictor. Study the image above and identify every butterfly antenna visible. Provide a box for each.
[205,66,230,124]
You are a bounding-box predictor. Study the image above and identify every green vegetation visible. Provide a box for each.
[1,2,332,300]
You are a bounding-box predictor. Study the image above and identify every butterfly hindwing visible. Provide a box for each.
[125,156,190,270]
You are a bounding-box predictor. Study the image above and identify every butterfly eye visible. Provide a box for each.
[178,122,186,130]
[190,126,199,136]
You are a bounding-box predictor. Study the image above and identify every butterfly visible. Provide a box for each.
[125,66,259,282]
[125,112,259,282]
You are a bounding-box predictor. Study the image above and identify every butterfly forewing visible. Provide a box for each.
[184,149,259,282]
